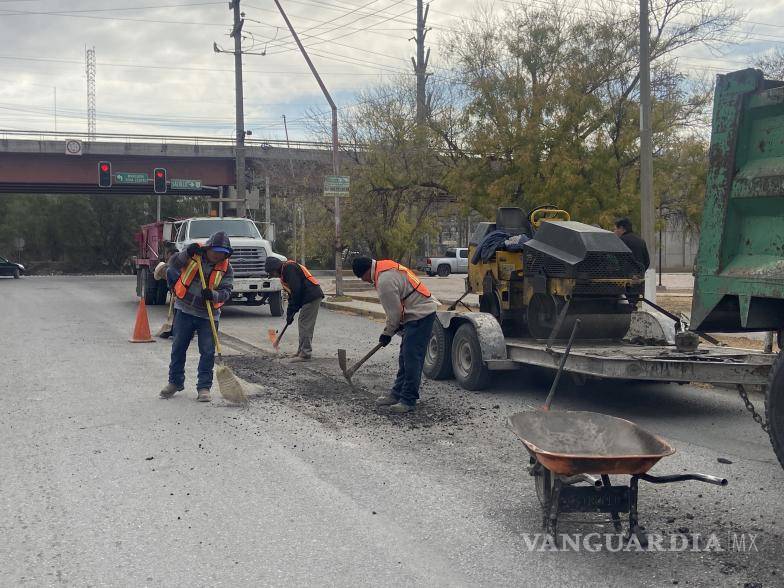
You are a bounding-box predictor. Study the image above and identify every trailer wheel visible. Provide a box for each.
[766,351,784,469]
[452,323,491,391]
[424,321,454,380]
[268,291,284,317]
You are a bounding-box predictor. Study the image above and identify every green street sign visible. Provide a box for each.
[324,175,350,196]
[115,172,148,184]
[170,178,202,190]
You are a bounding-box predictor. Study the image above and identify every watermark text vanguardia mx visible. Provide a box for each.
[522,532,760,552]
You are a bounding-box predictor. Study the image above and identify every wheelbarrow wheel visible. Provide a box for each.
[766,350,784,469]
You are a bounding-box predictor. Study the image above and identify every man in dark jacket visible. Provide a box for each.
[614,218,650,271]
[265,257,324,362]
[160,231,234,402]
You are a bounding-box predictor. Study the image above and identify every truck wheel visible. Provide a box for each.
[155,279,168,305]
[451,323,491,391]
[437,264,451,277]
[766,351,784,469]
[424,320,454,380]
[139,268,157,305]
[268,292,283,317]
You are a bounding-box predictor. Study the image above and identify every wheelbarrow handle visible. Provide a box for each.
[637,473,728,486]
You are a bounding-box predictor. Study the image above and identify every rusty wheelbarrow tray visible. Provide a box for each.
[508,410,727,540]
[508,410,675,476]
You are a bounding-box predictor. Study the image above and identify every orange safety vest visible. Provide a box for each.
[279,260,319,295]
[374,260,431,301]
[174,254,230,309]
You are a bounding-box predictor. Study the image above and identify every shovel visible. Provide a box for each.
[338,343,384,387]
[267,322,289,351]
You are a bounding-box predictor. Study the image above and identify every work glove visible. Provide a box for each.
[186,243,202,257]
[379,333,392,347]
[201,288,214,301]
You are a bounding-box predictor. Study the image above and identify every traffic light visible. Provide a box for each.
[98,161,111,187]
[154,168,167,194]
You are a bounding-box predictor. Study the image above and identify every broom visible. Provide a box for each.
[196,258,247,404]
[156,296,174,338]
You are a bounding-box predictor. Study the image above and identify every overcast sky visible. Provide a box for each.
[1,0,782,142]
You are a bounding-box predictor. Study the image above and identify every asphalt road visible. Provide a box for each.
[2,275,783,587]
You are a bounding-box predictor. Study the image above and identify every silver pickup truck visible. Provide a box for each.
[422,247,469,277]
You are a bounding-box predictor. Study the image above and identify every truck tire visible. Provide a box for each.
[766,350,784,469]
[451,322,491,391]
[155,279,169,305]
[139,268,158,305]
[268,292,283,317]
[437,264,451,277]
[424,320,454,380]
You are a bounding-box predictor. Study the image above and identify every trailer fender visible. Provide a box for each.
[435,311,507,362]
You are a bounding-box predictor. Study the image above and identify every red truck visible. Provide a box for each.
[132,220,179,305]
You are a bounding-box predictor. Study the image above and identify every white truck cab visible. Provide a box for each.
[173,217,286,316]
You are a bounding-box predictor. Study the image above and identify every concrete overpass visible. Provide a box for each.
[0,130,336,195]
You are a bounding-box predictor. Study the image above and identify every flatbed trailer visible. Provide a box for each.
[424,310,776,391]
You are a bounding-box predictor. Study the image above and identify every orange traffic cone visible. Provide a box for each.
[129,297,155,343]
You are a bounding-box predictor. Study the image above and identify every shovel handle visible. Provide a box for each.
[346,342,384,378]
[274,322,289,348]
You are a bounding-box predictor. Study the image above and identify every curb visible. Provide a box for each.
[320,299,387,320]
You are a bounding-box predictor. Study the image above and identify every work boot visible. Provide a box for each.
[287,354,311,363]
[375,393,399,406]
[196,389,211,402]
[160,383,184,399]
[389,402,415,414]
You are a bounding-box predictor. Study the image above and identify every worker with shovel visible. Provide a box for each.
[265,257,324,362]
[352,256,438,414]
[159,232,234,402]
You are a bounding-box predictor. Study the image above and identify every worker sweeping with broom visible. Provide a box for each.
[159,232,234,403]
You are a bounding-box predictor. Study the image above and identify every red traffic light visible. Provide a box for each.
[153,167,167,194]
[98,161,112,187]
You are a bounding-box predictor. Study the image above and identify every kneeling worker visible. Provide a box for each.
[265,257,324,362]
[160,232,234,402]
[352,256,438,413]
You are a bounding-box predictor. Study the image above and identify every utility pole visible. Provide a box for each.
[411,0,430,126]
[283,114,305,264]
[640,0,657,301]
[274,0,342,295]
[230,0,246,216]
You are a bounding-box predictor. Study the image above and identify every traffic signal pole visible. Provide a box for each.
[230,0,247,217]
[273,0,342,296]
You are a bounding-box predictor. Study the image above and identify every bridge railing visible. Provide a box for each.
[0,128,343,152]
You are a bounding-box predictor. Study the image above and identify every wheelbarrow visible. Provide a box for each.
[508,320,727,541]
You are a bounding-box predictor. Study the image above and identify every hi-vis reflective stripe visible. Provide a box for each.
[280,260,319,294]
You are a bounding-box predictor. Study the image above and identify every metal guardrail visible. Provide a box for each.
[0,128,357,152]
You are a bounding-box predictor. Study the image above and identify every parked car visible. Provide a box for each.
[422,247,469,277]
[0,255,24,278]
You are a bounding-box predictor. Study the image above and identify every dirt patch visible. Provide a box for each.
[657,295,693,315]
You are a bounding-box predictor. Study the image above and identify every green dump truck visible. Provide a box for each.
[691,68,784,468]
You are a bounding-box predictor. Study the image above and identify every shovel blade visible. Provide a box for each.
[337,348,348,374]
[267,328,280,350]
